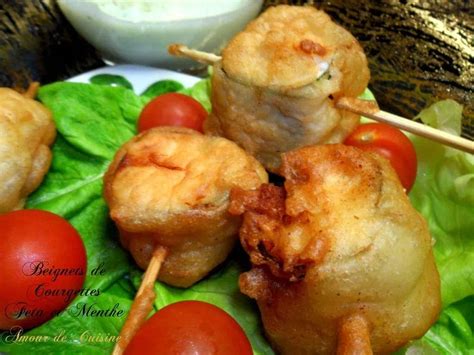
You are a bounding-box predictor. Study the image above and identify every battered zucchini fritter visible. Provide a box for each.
[104,127,268,288]
[0,86,56,212]
[206,5,370,172]
[230,144,441,354]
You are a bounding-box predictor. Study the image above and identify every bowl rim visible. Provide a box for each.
[58,0,263,26]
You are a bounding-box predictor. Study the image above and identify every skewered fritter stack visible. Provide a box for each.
[230,144,441,354]
[104,127,267,287]
[206,5,370,171]
[102,5,442,353]
[0,86,56,212]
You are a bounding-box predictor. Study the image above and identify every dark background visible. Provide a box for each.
[0,0,472,139]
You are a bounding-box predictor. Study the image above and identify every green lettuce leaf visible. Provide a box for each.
[423,297,474,354]
[415,99,463,136]
[178,77,212,112]
[405,100,474,354]
[140,80,185,103]
[410,100,474,307]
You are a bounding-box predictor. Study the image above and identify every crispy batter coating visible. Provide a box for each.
[206,6,370,171]
[231,145,441,354]
[221,5,368,92]
[104,127,267,288]
[0,87,56,212]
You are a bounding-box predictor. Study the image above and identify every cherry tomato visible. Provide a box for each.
[137,93,207,133]
[344,123,417,192]
[0,209,87,330]
[125,301,253,355]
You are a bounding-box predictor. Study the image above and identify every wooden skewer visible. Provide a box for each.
[336,97,474,154]
[112,246,168,355]
[23,82,40,99]
[168,44,221,65]
[337,313,373,355]
[169,45,474,154]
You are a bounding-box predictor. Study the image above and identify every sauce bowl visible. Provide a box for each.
[57,0,263,71]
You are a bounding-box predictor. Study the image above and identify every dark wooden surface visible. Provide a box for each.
[1,0,472,139]
[0,0,104,89]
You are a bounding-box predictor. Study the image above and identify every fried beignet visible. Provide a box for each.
[0,86,56,212]
[104,127,268,288]
[230,145,441,354]
[206,5,370,171]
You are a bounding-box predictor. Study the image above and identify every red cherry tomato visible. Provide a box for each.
[137,93,207,133]
[0,209,87,330]
[344,123,417,192]
[125,301,253,355]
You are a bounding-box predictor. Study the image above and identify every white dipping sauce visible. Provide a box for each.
[94,0,250,22]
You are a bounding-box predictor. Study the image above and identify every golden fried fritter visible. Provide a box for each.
[206,5,370,171]
[0,87,55,212]
[104,127,268,288]
[230,145,440,354]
